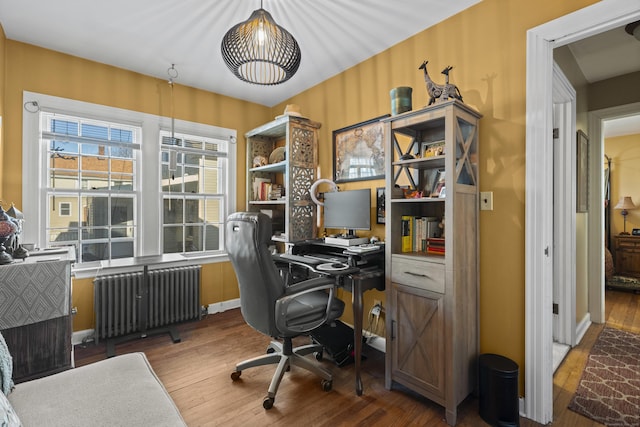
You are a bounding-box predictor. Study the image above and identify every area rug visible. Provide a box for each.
[568,327,640,426]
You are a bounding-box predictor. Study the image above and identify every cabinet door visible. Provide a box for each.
[390,282,445,400]
[617,245,640,277]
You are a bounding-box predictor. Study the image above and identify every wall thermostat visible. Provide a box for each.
[632,228,640,236]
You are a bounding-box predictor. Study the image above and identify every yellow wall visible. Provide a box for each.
[1,0,601,394]
[1,40,273,333]
[606,133,640,235]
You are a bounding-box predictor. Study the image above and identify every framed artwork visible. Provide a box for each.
[577,130,588,212]
[430,169,445,198]
[333,115,389,183]
[376,187,386,224]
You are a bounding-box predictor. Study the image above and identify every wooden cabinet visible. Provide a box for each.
[0,248,75,382]
[383,100,481,426]
[245,115,320,242]
[614,235,640,277]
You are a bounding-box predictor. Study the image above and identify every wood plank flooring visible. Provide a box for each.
[74,288,640,426]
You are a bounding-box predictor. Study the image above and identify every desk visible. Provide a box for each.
[275,240,384,395]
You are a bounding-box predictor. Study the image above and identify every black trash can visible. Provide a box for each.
[479,353,519,427]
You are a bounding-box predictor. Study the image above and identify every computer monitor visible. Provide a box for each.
[323,188,371,235]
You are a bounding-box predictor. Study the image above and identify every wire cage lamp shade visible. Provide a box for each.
[221,7,301,85]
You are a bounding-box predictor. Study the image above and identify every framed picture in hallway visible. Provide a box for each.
[577,129,588,213]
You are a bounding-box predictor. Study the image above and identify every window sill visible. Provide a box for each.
[72,252,229,279]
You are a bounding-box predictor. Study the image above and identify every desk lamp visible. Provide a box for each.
[614,196,636,235]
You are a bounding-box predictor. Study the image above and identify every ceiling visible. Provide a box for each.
[566,24,640,138]
[0,1,638,135]
[0,0,481,107]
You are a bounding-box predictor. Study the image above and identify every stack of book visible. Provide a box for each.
[401,215,443,254]
[426,237,445,256]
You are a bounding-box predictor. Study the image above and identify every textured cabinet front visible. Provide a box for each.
[614,235,640,277]
[390,282,445,402]
[0,250,74,382]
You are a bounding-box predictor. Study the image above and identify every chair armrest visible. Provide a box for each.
[275,277,339,335]
[284,276,336,295]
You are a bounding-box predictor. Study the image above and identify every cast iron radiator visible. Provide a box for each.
[93,265,201,344]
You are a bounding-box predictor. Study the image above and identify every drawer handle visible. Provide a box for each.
[405,271,428,278]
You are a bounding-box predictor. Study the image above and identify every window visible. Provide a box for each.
[22,91,236,268]
[42,112,139,262]
[160,131,226,254]
[58,202,71,217]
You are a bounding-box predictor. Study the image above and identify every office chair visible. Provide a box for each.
[225,212,345,409]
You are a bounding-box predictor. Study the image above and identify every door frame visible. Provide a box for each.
[552,63,576,347]
[525,0,640,423]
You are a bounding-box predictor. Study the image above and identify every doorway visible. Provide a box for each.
[525,1,640,424]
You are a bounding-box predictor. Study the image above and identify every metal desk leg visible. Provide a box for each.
[352,278,364,396]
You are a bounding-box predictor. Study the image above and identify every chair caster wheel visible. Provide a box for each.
[321,379,332,392]
[263,396,274,409]
[315,351,323,361]
[230,371,242,381]
[266,347,275,354]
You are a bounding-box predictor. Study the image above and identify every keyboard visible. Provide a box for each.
[278,253,322,265]
[347,244,382,253]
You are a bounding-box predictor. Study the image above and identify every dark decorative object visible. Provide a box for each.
[7,203,28,259]
[418,60,463,105]
[0,206,17,264]
[614,196,636,235]
[390,86,412,115]
[221,3,301,85]
[333,115,389,183]
[376,187,386,224]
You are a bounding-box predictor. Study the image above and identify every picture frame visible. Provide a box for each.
[421,140,445,158]
[376,187,386,224]
[333,115,390,183]
[577,130,588,212]
[430,169,445,198]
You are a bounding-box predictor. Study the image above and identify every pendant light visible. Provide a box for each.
[221,1,301,85]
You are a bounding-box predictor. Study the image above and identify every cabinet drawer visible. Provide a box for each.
[391,256,444,293]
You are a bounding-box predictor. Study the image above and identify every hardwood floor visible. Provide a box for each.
[74,288,640,426]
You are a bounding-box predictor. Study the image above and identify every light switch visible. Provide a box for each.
[480,191,493,211]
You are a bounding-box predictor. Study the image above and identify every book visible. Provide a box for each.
[253,177,271,201]
[401,215,413,252]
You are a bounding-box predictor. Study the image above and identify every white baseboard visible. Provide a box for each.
[339,320,386,353]
[576,313,591,345]
[207,298,240,314]
[73,329,96,346]
[366,334,386,353]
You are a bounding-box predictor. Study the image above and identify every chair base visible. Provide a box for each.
[231,338,333,408]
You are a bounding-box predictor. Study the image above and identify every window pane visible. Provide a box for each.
[185,225,203,252]
[83,227,109,239]
[82,242,108,261]
[111,241,134,259]
[110,172,134,191]
[50,170,79,189]
[163,225,183,253]
[49,228,78,243]
[81,173,109,190]
[50,139,78,155]
[49,195,79,227]
[112,197,134,225]
[205,225,220,251]
[185,199,201,223]
[111,158,133,174]
[111,227,134,238]
[82,196,109,226]
[164,198,183,224]
[204,199,222,222]
[184,167,200,193]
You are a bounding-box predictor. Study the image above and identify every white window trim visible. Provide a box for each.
[22,91,236,277]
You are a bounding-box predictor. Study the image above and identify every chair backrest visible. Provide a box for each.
[225,212,283,337]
